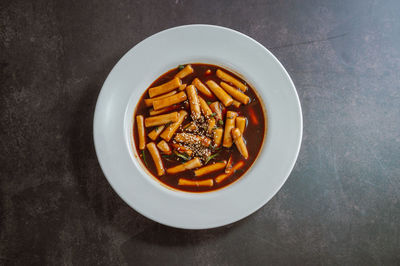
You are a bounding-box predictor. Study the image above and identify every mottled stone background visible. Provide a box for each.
[1,0,399,265]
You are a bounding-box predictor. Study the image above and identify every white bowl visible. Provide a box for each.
[93,25,302,229]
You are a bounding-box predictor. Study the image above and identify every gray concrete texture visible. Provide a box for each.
[1,0,399,265]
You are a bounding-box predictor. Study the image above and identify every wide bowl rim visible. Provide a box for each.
[93,24,303,229]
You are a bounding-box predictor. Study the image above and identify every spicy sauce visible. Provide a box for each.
[133,64,266,192]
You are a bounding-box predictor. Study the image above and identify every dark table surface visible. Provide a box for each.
[1,0,400,265]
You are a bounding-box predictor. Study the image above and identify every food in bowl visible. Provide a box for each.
[133,64,266,192]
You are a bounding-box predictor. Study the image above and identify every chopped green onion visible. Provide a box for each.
[210,113,216,117]
[178,65,185,70]
[174,150,190,161]
[205,152,220,164]
[207,101,212,105]
[142,150,148,167]
[218,120,224,126]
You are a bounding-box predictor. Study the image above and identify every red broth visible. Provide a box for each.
[133,64,266,192]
